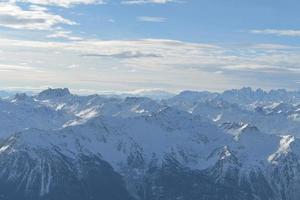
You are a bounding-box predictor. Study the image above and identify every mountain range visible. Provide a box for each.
[1,87,300,200]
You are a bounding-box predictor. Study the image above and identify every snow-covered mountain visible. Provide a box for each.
[0,93,73,138]
[167,88,300,137]
[1,87,300,199]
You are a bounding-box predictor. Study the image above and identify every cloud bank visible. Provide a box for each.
[1,37,300,92]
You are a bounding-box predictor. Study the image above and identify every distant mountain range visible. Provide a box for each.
[1,87,300,200]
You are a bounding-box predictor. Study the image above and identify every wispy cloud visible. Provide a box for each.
[137,16,166,23]
[250,43,299,50]
[0,64,43,73]
[250,29,300,37]
[0,2,75,30]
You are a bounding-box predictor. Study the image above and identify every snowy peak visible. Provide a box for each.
[278,135,296,154]
[256,102,295,115]
[267,135,300,166]
[239,123,260,134]
[220,122,246,131]
[220,122,261,141]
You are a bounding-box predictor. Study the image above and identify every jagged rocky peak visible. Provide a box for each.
[37,88,71,99]
[11,93,32,102]
[8,93,38,107]
[223,87,266,95]
[221,87,268,104]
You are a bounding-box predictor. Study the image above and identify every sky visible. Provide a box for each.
[0,0,300,93]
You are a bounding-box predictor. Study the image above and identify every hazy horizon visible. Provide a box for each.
[2,86,300,98]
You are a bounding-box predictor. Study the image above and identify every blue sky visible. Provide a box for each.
[0,0,300,93]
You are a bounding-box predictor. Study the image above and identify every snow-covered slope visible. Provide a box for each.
[0,93,74,138]
[0,106,300,199]
[36,88,163,120]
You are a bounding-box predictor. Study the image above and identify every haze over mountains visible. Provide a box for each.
[1,87,300,200]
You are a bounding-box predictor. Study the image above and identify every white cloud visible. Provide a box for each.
[14,0,106,7]
[137,16,166,22]
[250,29,300,37]
[0,2,75,30]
